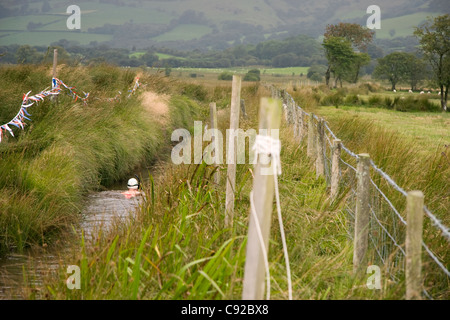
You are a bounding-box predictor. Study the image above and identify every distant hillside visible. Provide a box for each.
[0,0,448,50]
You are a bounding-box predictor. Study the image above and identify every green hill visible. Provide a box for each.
[0,0,448,49]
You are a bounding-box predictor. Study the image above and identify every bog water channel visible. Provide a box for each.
[0,185,143,299]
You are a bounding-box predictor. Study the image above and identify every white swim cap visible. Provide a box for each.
[127,178,139,189]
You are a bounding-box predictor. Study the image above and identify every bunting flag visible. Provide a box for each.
[53,78,90,105]
[0,76,142,144]
[128,77,140,97]
[0,86,59,143]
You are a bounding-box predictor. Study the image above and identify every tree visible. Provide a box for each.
[27,22,43,31]
[307,64,327,82]
[373,52,411,91]
[139,52,159,67]
[324,23,375,51]
[272,53,298,67]
[165,65,172,76]
[322,37,357,87]
[16,45,43,64]
[243,69,260,81]
[414,14,450,111]
[218,72,233,80]
[323,23,375,85]
[351,52,371,83]
[41,0,51,13]
[406,55,428,91]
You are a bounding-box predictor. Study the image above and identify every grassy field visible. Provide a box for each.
[154,66,311,87]
[375,12,442,39]
[11,83,376,300]
[316,105,450,153]
[168,66,309,76]
[129,51,185,60]
[5,77,447,300]
[155,52,186,60]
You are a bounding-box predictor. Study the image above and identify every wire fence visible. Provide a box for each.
[273,86,449,299]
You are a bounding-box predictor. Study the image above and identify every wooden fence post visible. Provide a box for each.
[330,139,341,200]
[240,99,248,119]
[210,102,220,185]
[307,113,315,158]
[406,190,424,300]
[297,110,304,142]
[242,97,281,300]
[288,98,294,126]
[225,75,242,228]
[52,48,58,80]
[315,119,325,178]
[353,153,371,274]
[283,94,288,123]
[292,101,298,137]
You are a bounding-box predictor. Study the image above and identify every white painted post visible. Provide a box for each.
[242,97,282,300]
[406,191,424,300]
[225,75,242,228]
[353,153,371,274]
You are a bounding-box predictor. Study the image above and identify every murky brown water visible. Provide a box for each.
[0,189,143,299]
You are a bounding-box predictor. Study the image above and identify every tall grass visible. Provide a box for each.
[0,64,201,256]
[34,122,405,300]
[13,84,411,300]
[302,81,441,112]
[7,78,447,300]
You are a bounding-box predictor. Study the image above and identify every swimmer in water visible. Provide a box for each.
[122,177,142,199]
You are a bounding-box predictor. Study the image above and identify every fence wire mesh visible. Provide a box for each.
[274,86,449,299]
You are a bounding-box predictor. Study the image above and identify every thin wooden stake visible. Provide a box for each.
[240,99,248,119]
[406,190,424,300]
[225,75,242,228]
[52,48,58,80]
[242,97,281,300]
[307,113,315,158]
[353,153,371,274]
[330,139,341,200]
[292,102,298,137]
[297,110,304,142]
[51,48,58,103]
[210,102,220,185]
